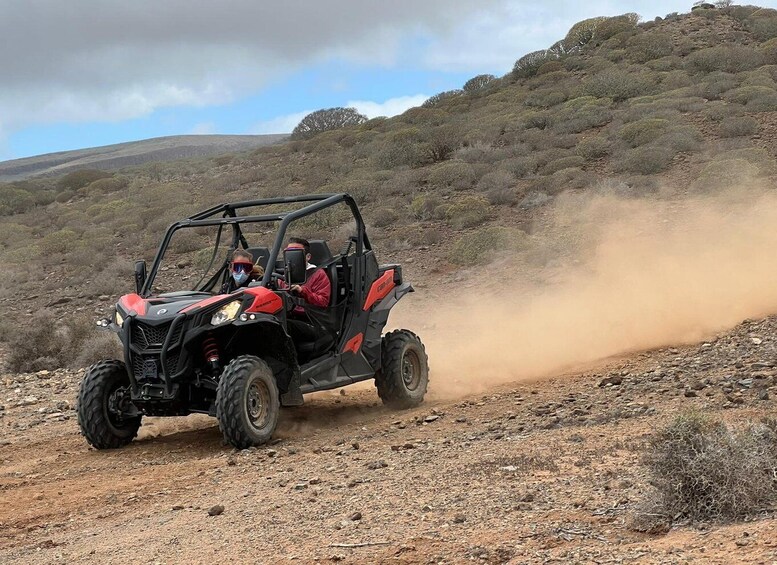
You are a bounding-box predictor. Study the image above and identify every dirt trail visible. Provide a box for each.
[3,316,777,563]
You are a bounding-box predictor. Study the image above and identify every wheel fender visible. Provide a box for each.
[372,283,414,312]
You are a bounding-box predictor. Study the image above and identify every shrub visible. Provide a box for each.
[690,158,760,192]
[502,155,539,178]
[522,112,554,130]
[576,136,611,160]
[422,89,464,108]
[373,128,426,168]
[5,314,122,373]
[627,32,673,62]
[476,170,515,194]
[614,146,676,174]
[426,161,478,191]
[719,116,759,137]
[724,85,777,111]
[619,118,670,147]
[541,156,585,175]
[524,88,568,108]
[513,50,559,79]
[369,207,400,228]
[657,126,703,153]
[537,60,564,75]
[448,226,526,266]
[583,69,654,102]
[291,107,368,140]
[747,12,777,41]
[463,74,496,93]
[410,194,444,220]
[686,45,764,74]
[633,412,777,526]
[595,14,639,41]
[445,196,491,229]
[56,169,113,192]
[554,104,613,134]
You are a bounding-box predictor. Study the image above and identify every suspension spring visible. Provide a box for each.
[202,334,220,364]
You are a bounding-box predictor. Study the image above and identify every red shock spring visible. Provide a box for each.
[202,335,220,363]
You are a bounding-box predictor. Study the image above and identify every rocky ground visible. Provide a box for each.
[2,317,777,564]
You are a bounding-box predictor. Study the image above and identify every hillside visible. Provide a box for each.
[5,6,777,563]
[0,134,287,182]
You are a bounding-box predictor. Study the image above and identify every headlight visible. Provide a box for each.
[115,310,125,327]
[211,301,241,326]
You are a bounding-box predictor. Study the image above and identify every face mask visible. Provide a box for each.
[232,271,248,285]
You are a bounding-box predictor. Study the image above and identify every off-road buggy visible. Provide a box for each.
[77,194,428,449]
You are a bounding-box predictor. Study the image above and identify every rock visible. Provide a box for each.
[208,504,224,516]
[684,390,697,398]
[367,460,388,470]
[751,337,763,345]
[351,441,359,450]
[453,514,466,524]
[293,483,308,490]
[598,376,622,387]
[424,414,440,423]
[266,449,278,457]
[20,396,39,406]
[350,511,362,521]
[759,390,770,401]
[455,417,467,423]
[172,505,184,511]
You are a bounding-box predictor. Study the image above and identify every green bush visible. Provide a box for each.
[476,170,515,194]
[614,146,676,174]
[724,85,777,111]
[41,229,80,254]
[445,196,492,229]
[79,176,130,196]
[576,136,611,160]
[426,161,478,190]
[747,12,777,41]
[719,116,759,137]
[541,156,585,175]
[502,155,539,178]
[686,45,764,74]
[627,32,673,62]
[524,88,568,108]
[410,194,444,220]
[583,69,654,102]
[369,207,400,228]
[513,50,559,79]
[554,104,613,134]
[619,118,670,147]
[690,158,760,192]
[56,169,113,192]
[657,126,703,153]
[595,14,638,41]
[634,412,777,526]
[448,226,526,266]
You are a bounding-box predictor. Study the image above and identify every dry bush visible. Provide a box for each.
[553,103,613,134]
[614,146,676,174]
[368,207,400,228]
[747,11,777,41]
[476,170,515,194]
[445,196,492,229]
[583,69,654,102]
[719,116,759,137]
[6,314,122,372]
[690,158,760,192]
[619,118,670,147]
[426,161,478,190]
[448,226,525,266]
[686,45,764,74]
[576,136,611,160]
[657,126,704,153]
[724,85,777,111]
[632,412,777,528]
[627,32,673,62]
[524,88,568,108]
[541,156,585,175]
[410,194,444,220]
[595,14,638,41]
[502,155,540,178]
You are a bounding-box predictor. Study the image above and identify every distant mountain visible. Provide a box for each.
[0,134,288,181]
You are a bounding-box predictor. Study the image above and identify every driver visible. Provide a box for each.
[221,249,264,294]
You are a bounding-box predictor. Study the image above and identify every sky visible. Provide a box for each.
[1,0,773,161]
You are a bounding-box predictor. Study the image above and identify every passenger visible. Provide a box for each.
[221,249,264,294]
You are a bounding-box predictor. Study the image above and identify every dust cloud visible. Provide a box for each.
[396,187,777,398]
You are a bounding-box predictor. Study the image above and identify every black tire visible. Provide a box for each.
[77,360,142,449]
[216,355,280,449]
[375,330,429,409]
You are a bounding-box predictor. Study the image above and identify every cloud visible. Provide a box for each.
[347,94,429,118]
[190,122,217,135]
[0,0,497,133]
[252,110,313,135]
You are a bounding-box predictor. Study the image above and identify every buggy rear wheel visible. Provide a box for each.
[375,330,429,409]
[77,360,142,449]
[216,355,280,449]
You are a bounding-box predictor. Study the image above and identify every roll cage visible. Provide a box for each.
[140,193,370,297]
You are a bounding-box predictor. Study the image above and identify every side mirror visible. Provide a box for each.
[134,260,147,295]
[284,248,306,285]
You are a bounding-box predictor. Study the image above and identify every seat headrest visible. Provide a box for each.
[308,240,332,265]
[245,246,270,269]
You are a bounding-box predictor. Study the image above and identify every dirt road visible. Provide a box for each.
[3,318,777,564]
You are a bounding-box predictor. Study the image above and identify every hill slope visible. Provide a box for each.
[0,134,287,181]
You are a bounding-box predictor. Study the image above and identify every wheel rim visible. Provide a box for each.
[401,348,422,391]
[106,383,131,430]
[246,375,271,430]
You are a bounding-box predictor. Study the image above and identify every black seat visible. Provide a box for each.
[245,246,270,269]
